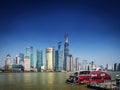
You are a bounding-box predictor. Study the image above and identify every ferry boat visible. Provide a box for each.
[66,70,111,84]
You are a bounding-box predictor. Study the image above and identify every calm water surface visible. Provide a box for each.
[0,72,95,90]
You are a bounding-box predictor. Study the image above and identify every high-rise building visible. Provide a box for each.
[81,60,88,70]
[19,53,24,65]
[46,48,54,71]
[69,54,74,71]
[66,55,70,71]
[55,50,63,71]
[5,54,12,70]
[114,63,117,71]
[24,56,30,71]
[15,55,20,64]
[79,60,82,70]
[75,58,79,71]
[87,65,90,71]
[66,54,74,71]
[91,61,94,70]
[117,63,120,71]
[13,59,16,64]
[107,64,113,71]
[26,46,34,68]
[55,42,63,71]
[63,34,69,70]
[36,50,43,71]
[52,46,55,70]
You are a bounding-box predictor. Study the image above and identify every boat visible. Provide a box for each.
[66,70,111,84]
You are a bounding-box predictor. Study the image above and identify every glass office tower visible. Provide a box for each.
[36,50,43,71]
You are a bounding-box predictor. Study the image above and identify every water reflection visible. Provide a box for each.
[6,73,13,82]
[0,72,96,90]
[46,73,54,84]
[23,73,32,85]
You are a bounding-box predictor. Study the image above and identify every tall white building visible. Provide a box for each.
[5,54,12,70]
[75,58,79,71]
[46,48,54,71]
[24,56,30,71]
[81,60,88,70]
[66,55,70,71]
[107,64,113,71]
[70,55,74,71]
[66,54,74,71]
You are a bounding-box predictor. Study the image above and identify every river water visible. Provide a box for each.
[0,72,95,90]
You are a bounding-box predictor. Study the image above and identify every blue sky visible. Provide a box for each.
[0,0,120,66]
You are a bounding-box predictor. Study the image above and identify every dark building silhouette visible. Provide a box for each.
[114,63,117,71]
[117,63,120,71]
[87,65,90,71]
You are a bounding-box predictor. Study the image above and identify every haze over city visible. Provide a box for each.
[0,0,120,66]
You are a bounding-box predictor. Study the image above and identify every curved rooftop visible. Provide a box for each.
[6,54,11,57]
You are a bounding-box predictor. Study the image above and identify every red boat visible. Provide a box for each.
[66,70,111,84]
[77,70,111,84]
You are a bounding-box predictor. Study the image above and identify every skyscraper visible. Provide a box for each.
[117,63,120,71]
[26,46,34,68]
[15,55,20,64]
[19,53,24,65]
[66,55,70,71]
[106,64,113,71]
[5,54,12,70]
[91,61,94,70]
[63,34,69,71]
[114,63,117,71]
[55,42,63,71]
[75,58,79,71]
[81,60,88,70]
[46,48,54,71]
[36,50,43,71]
[69,54,74,71]
[66,54,74,71]
[52,46,55,70]
[24,56,30,71]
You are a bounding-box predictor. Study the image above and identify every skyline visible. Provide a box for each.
[0,0,120,66]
